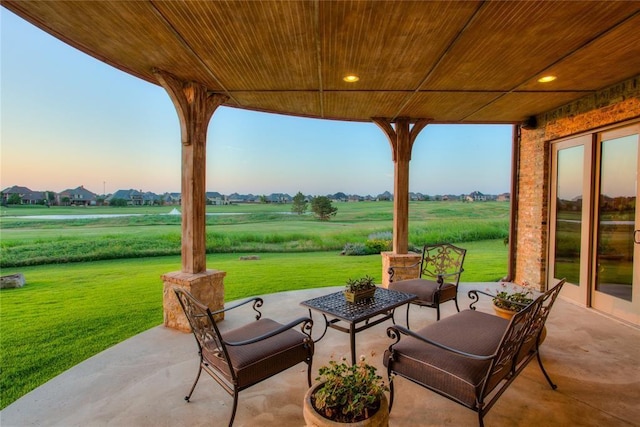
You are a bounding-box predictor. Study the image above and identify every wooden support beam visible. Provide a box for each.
[154,69,228,273]
[373,117,430,254]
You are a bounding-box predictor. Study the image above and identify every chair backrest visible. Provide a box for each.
[420,243,466,284]
[174,288,233,373]
[480,294,544,396]
[518,279,566,358]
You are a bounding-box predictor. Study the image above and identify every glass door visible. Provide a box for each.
[549,136,592,303]
[592,125,639,324]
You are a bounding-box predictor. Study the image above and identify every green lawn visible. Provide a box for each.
[0,241,507,409]
[0,201,510,408]
[1,201,509,267]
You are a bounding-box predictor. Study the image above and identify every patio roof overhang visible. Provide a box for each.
[4,1,640,321]
[4,1,640,124]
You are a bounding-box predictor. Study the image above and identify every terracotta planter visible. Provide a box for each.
[492,303,518,320]
[303,383,389,427]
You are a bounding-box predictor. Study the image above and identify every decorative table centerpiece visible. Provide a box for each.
[343,276,376,303]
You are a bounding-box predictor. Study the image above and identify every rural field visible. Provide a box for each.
[0,200,510,408]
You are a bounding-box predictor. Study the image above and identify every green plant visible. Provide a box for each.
[291,191,308,215]
[492,281,536,312]
[364,238,391,254]
[310,196,338,220]
[344,275,375,292]
[341,242,368,256]
[312,357,388,423]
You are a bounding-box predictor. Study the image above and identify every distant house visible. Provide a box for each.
[466,191,487,202]
[164,193,181,205]
[377,191,393,201]
[497,193,510,202]
[1,185,54,205]
[107,189,146,206]
[57,185,97,206]
[2,185,31,204]
[141,192,162,205]
[206,191,227,205]
[267,193,291,203]
[23,190,51,205]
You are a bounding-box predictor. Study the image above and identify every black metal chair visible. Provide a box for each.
[388,243,466,325]
[174,287,314,427]
[384,280,565,427]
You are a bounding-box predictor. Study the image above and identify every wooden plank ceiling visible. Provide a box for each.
[4,0,640,123]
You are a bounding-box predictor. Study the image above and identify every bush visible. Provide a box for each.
[364,239,391,254]
[341,243,368,256]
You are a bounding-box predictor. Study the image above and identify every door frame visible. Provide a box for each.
[547,120,640,325]
[548,135,593,305]
[590,123,640,324]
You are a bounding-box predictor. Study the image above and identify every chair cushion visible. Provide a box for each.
[384,310,509,408]
[204,318,311,389]
[389,278,456,304]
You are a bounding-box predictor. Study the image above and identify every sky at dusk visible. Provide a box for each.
[1,9,513,197]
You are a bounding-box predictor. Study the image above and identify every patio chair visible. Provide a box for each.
[388,243,466,325]
[173,288,314,427]
[384,280,565,427]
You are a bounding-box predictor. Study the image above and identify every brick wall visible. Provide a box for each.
[514,76,640,290]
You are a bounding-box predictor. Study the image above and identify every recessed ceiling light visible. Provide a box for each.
[538,75,557,83]
[343,74,359,83]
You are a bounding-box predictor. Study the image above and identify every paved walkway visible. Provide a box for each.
[2,284,639,426]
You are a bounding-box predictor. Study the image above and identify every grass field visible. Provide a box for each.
[0,201,510,408]
[0,201,508,266]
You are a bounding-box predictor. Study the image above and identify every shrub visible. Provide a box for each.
[364,239,391,254]
[341,243,368,256]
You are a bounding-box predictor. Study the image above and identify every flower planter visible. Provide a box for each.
[492,304,517,320]
[492,303,546,344]
[303,383,389,427]
[343,287,376,303]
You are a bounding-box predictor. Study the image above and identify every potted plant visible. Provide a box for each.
[343,276,376,303]
[303,357,389,426]
[491,281,535,319]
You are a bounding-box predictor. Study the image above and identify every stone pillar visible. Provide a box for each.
[154,69,229,330]
[380,251,421,288]
[162,270,226,332]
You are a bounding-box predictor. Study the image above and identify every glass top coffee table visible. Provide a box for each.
[300,287,416,364]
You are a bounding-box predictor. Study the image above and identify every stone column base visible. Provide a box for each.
[380,251,421,288]
[162,269,226,332]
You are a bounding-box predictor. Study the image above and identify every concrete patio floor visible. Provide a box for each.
[2,283,639,427]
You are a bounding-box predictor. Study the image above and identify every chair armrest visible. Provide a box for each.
[429,269,464,289]
[224,317,313,346]
[467,289,529,311]
[211,297,264,321]
[467,289,495,310]
[386,325,495,361]
[387,261,422,282]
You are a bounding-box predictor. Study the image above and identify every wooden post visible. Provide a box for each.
[154,70,228,274]
[154,70,229,329]
[373,117,430,254]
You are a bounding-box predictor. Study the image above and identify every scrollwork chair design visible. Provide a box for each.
[388,243,466,325]
[174,288,314,427]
